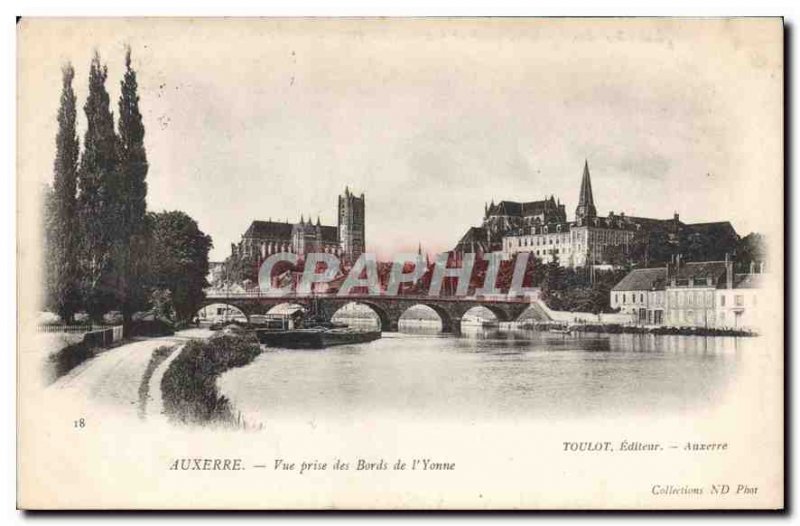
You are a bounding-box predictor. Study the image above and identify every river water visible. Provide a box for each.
[217,323,752,425]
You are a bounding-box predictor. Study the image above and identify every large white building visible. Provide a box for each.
[610,258,765,330]
[714,268,765,330]
[456,160,739,270]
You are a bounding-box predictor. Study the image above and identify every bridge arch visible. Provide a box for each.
[398,303,456,332]
[330,301,392,332]
[475,304,515,323]
[461,305,499,325]
[196,301,250,324]
[265,303,306,316]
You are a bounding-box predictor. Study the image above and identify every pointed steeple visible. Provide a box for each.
[575,159,597,224]
[316,216,321,226]
[300,213,304,224]
[418,242,422,256]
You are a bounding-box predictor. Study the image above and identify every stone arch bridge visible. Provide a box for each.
[200,292,551,332]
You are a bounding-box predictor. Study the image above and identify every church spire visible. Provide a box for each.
[575,159,597,224]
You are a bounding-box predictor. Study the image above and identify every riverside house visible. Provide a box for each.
[611,257,765,330]
[610,267,667,325]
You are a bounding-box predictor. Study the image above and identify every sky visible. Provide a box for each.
[18,18,783,261]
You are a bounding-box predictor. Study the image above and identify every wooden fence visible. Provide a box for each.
[38,324,125,347]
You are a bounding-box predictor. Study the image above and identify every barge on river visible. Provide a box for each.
[252,300,381,349]
[255,327,381,349]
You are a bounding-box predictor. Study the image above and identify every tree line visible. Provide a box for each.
[43,48,212,328]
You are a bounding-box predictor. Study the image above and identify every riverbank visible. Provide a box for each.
[160,331,262,427]
[529,321,756,337]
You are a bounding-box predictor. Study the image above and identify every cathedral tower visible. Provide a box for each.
[575,159,598,225]
[338,187,365,264]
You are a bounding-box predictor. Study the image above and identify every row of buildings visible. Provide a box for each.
[610,257,765,330]
[451,159,765,330]
[454,160,739,268]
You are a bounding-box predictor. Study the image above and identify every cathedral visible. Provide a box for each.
[229,187,366,265]
[454,160,739,269]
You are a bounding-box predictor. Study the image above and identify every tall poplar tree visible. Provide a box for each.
[116,47,149,327]
[45,64,81,323]
[78,51,120,321]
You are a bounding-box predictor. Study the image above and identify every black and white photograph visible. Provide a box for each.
[15,17,784,510]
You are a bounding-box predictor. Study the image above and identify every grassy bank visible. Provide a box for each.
[137,345,177,419]
[46,340,96,383]
[160,332,261,427]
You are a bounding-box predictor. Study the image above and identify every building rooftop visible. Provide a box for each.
[244,220,338,243]
[244,220,294,240]
[488,197,560,218]
[454,226,489,249]
[672,261,728,282]
[612,267,668,291]
[683,221,739,241]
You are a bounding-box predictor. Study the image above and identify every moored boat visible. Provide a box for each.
[255,327,381,349]
[254,298,381,348]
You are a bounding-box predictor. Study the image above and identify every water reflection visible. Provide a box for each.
[218,325,745,425]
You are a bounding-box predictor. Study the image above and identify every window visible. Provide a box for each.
[640,293,644,303]
[720,294,726,307]
[623,293,627,304]
[735,295,744,307]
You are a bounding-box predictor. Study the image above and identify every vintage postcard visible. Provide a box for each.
[16,18,784,510]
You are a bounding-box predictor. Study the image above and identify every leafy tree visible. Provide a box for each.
[223,252,260,286]
[115,47,150,327]
[44,64,81,322]
[735,233,767,273]
[541,255,563,298]
[144,211,213,322]
[540,265,627,314]
[149,288,176,321]
[78,52,121,321]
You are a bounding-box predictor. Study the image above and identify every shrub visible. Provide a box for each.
[129,319,175,337]
[47,340,96,382]
[161,333,260,426]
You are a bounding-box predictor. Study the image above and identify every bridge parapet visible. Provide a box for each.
[199,292,546,332]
